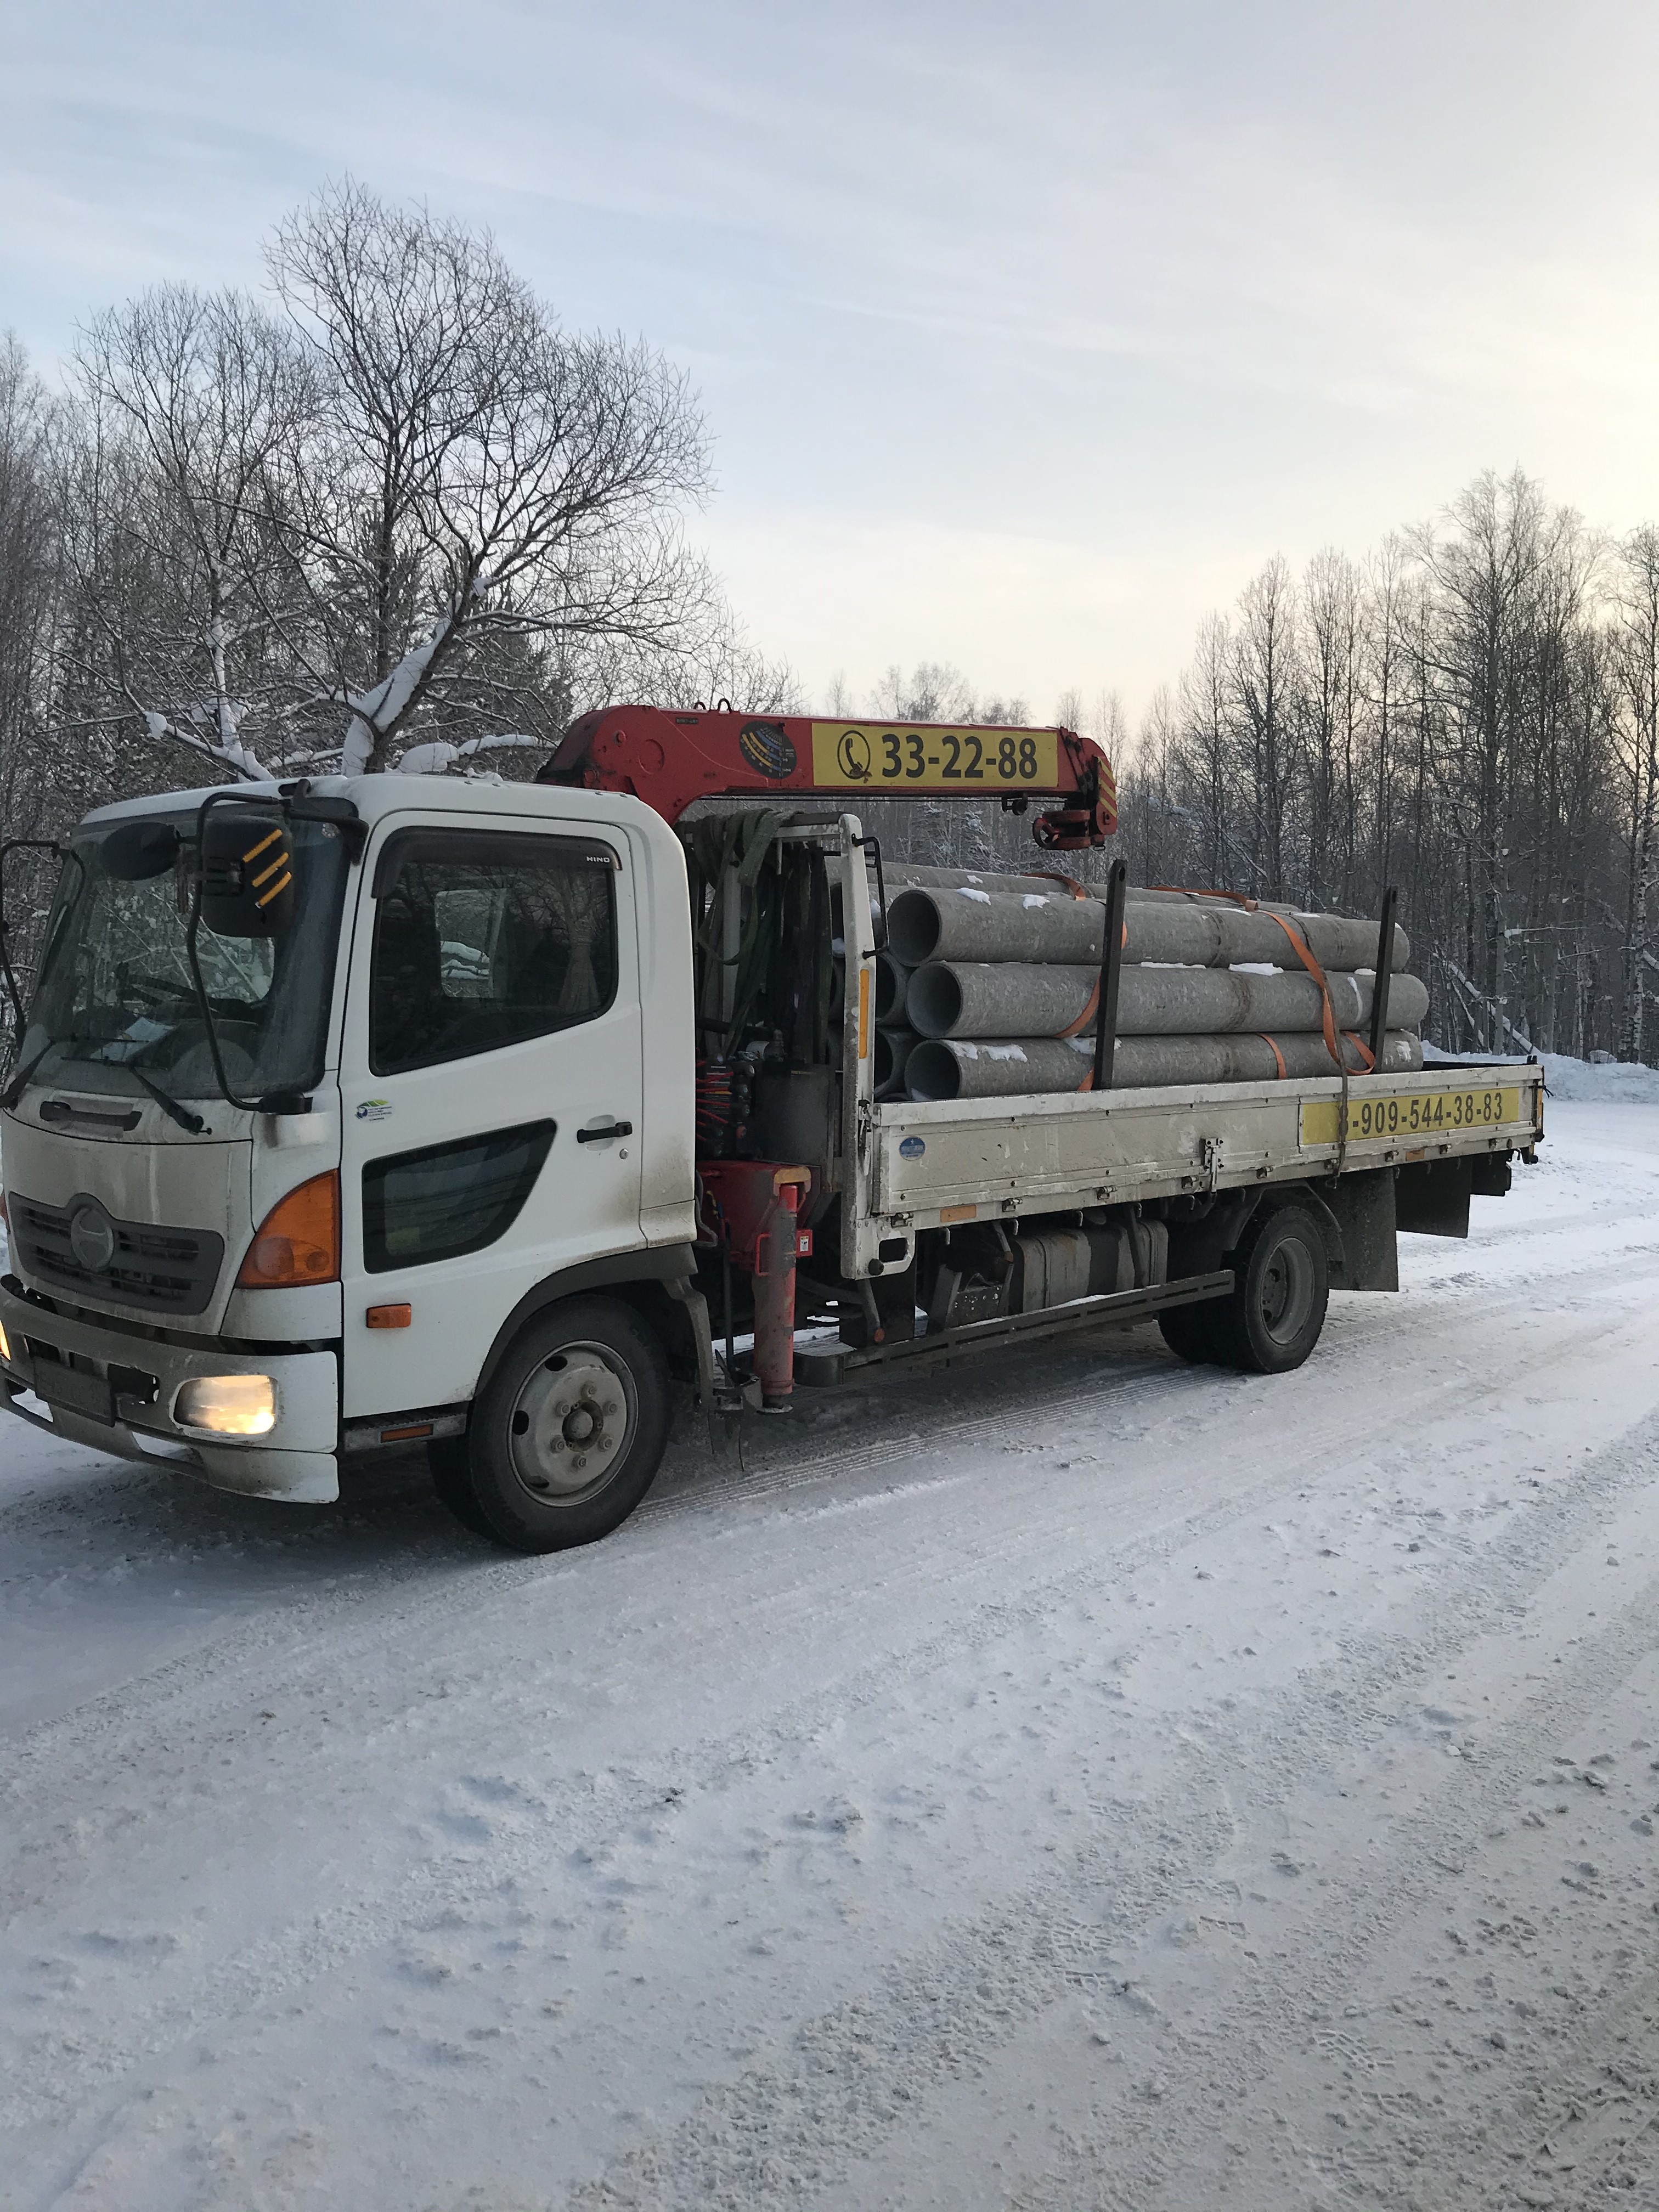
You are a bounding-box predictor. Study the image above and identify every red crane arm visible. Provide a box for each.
[537,704,1117,849]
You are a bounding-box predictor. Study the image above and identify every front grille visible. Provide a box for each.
[10,1196,225,1315]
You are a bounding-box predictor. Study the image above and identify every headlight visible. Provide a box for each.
[174,1374,276,1436]
[0,1316,12,1365]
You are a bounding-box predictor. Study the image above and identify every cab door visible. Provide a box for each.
[338,812,645,1420]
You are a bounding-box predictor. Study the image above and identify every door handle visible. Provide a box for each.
[575,1120,634,1143]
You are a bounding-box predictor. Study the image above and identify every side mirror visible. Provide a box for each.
[199,810,297,938]
[101,820,182,882]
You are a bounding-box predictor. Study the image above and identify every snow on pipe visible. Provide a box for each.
[906,1030,1425,1102]
[874,950,912,1030]
[873,1026,917,1099]
[886,884,1409,974]
[906,961,1429,1041]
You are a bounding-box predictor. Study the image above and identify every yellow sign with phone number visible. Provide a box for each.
[810,722,1059,792]
[1300,1086,1522,1148]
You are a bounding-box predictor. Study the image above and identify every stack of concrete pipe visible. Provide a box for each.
[869,866,1426,1102]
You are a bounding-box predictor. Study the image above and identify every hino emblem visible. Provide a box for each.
[68,1200,116,1273]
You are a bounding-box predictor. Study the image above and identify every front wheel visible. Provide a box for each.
[1217,1205,1329,1374]
[459,1297,670,1553]
[428,1433,492,1538]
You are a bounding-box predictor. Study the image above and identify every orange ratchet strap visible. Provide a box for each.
[1060,981,1100,1040]
[1036,870,1121,1050]
[1151,884,1260,911]
[1266,913,1375,1075]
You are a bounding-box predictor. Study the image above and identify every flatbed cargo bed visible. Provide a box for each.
[830,824,1544,1278]
[862,1063,1541,1234]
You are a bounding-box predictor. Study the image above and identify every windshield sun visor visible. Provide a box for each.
[101,819,183,883]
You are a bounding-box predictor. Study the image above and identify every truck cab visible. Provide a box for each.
[0,775,700,1539]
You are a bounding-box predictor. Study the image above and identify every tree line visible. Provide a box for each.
[814,477,1659,1066]
[1116,472,1659,1062]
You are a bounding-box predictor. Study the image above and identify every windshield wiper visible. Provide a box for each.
[125,1063,208,1136]
[2,1037,206,1133]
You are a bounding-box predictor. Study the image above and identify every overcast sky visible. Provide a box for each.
[5,0,1657,724]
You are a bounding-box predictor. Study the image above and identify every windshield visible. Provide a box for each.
[21,809,352,1104]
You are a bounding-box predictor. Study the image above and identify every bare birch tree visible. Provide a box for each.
[263,179,712,775]
[64,286,316,782]
[1612,527,1659,1058]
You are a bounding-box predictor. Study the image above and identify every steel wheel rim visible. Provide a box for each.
[1257,1236,1316,1345]
[507,1340,637,1507]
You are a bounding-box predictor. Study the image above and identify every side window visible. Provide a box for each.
[363,1121,556,1272]
[369,828,619,1076]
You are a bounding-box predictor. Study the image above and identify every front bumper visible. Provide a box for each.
[0,1276,340,1504]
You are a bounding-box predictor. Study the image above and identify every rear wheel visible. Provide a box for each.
[1156,1300,1229,1364]
[1217,1205,1329,1374]
[462,1297,670,1554]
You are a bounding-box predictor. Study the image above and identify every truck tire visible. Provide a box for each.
[1156,1300,1230,1364]
[462,1297,671,1553]
[1216,1204,1328,1374]
[427,1434,492,1538]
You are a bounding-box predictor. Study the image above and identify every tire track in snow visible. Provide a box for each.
[3,1291,1656,2149]
[4,1257,1653,1849]
[4,1263,1646,1829]
[564,1415,1659,2212]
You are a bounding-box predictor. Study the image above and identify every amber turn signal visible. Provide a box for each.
[365,1304,411,1329]
[238,1171,340,1289]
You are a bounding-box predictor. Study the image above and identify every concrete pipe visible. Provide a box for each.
[888,885,1104,967]
[873,1026,917,1100]
[907,1036,1094,1099]
[887,882,1408,973]
[907,960,1099,1040]
[1115,966,1427,1036]
[1123,903,1408,970]
[907,958,1425,1041]
[906,1028,1425,1102]
[1110,1029,1424,1086]
[874,950,912,1030]
[883,865,1409,967]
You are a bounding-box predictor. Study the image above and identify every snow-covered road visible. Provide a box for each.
[5,1099,1659,2210]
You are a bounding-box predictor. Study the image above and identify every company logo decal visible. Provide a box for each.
[356,1099,393,1122]
[899,1136,926,1159]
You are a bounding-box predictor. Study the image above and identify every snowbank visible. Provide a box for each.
[1424,1042,1659,1104]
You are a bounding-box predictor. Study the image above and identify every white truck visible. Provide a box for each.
[0,707,1543,1551]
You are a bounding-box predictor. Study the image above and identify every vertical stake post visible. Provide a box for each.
[1092,858,1128,1093]
[1369,883,1399,1070]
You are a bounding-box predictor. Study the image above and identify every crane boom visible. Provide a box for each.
[538,704,1117,849]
